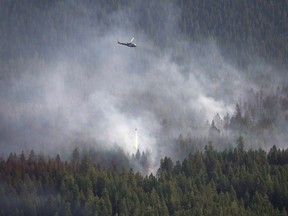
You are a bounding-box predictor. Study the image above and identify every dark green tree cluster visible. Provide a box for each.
[1,143,288,215]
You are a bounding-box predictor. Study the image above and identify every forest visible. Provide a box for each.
[1,144,288,215]
[1,0,288,215]
[1,0,287,68]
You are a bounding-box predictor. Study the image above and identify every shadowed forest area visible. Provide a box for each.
[1,144,288,215]
[1,0,287,67]
[1,0,288,215]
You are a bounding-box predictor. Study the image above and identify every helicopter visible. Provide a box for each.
[117,37,136,47]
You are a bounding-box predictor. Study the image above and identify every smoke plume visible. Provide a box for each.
[0,1,286,172]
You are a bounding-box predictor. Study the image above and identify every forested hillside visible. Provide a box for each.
[1,1,288,214]
[1,0,287,67]
[178,0,288,67]
[1,145,288,215]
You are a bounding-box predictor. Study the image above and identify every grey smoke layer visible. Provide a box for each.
[0,1,286,170]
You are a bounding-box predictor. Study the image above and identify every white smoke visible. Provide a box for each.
[0,1,285,165]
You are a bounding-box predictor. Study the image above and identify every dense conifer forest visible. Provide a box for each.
[1,0,288,215]
[1,145,288,215]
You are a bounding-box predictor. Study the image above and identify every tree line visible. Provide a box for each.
[1,143,288,215]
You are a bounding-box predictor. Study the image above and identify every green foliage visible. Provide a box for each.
[1,145,288,215]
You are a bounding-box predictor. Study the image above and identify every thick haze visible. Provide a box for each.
[0,1,286,170]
